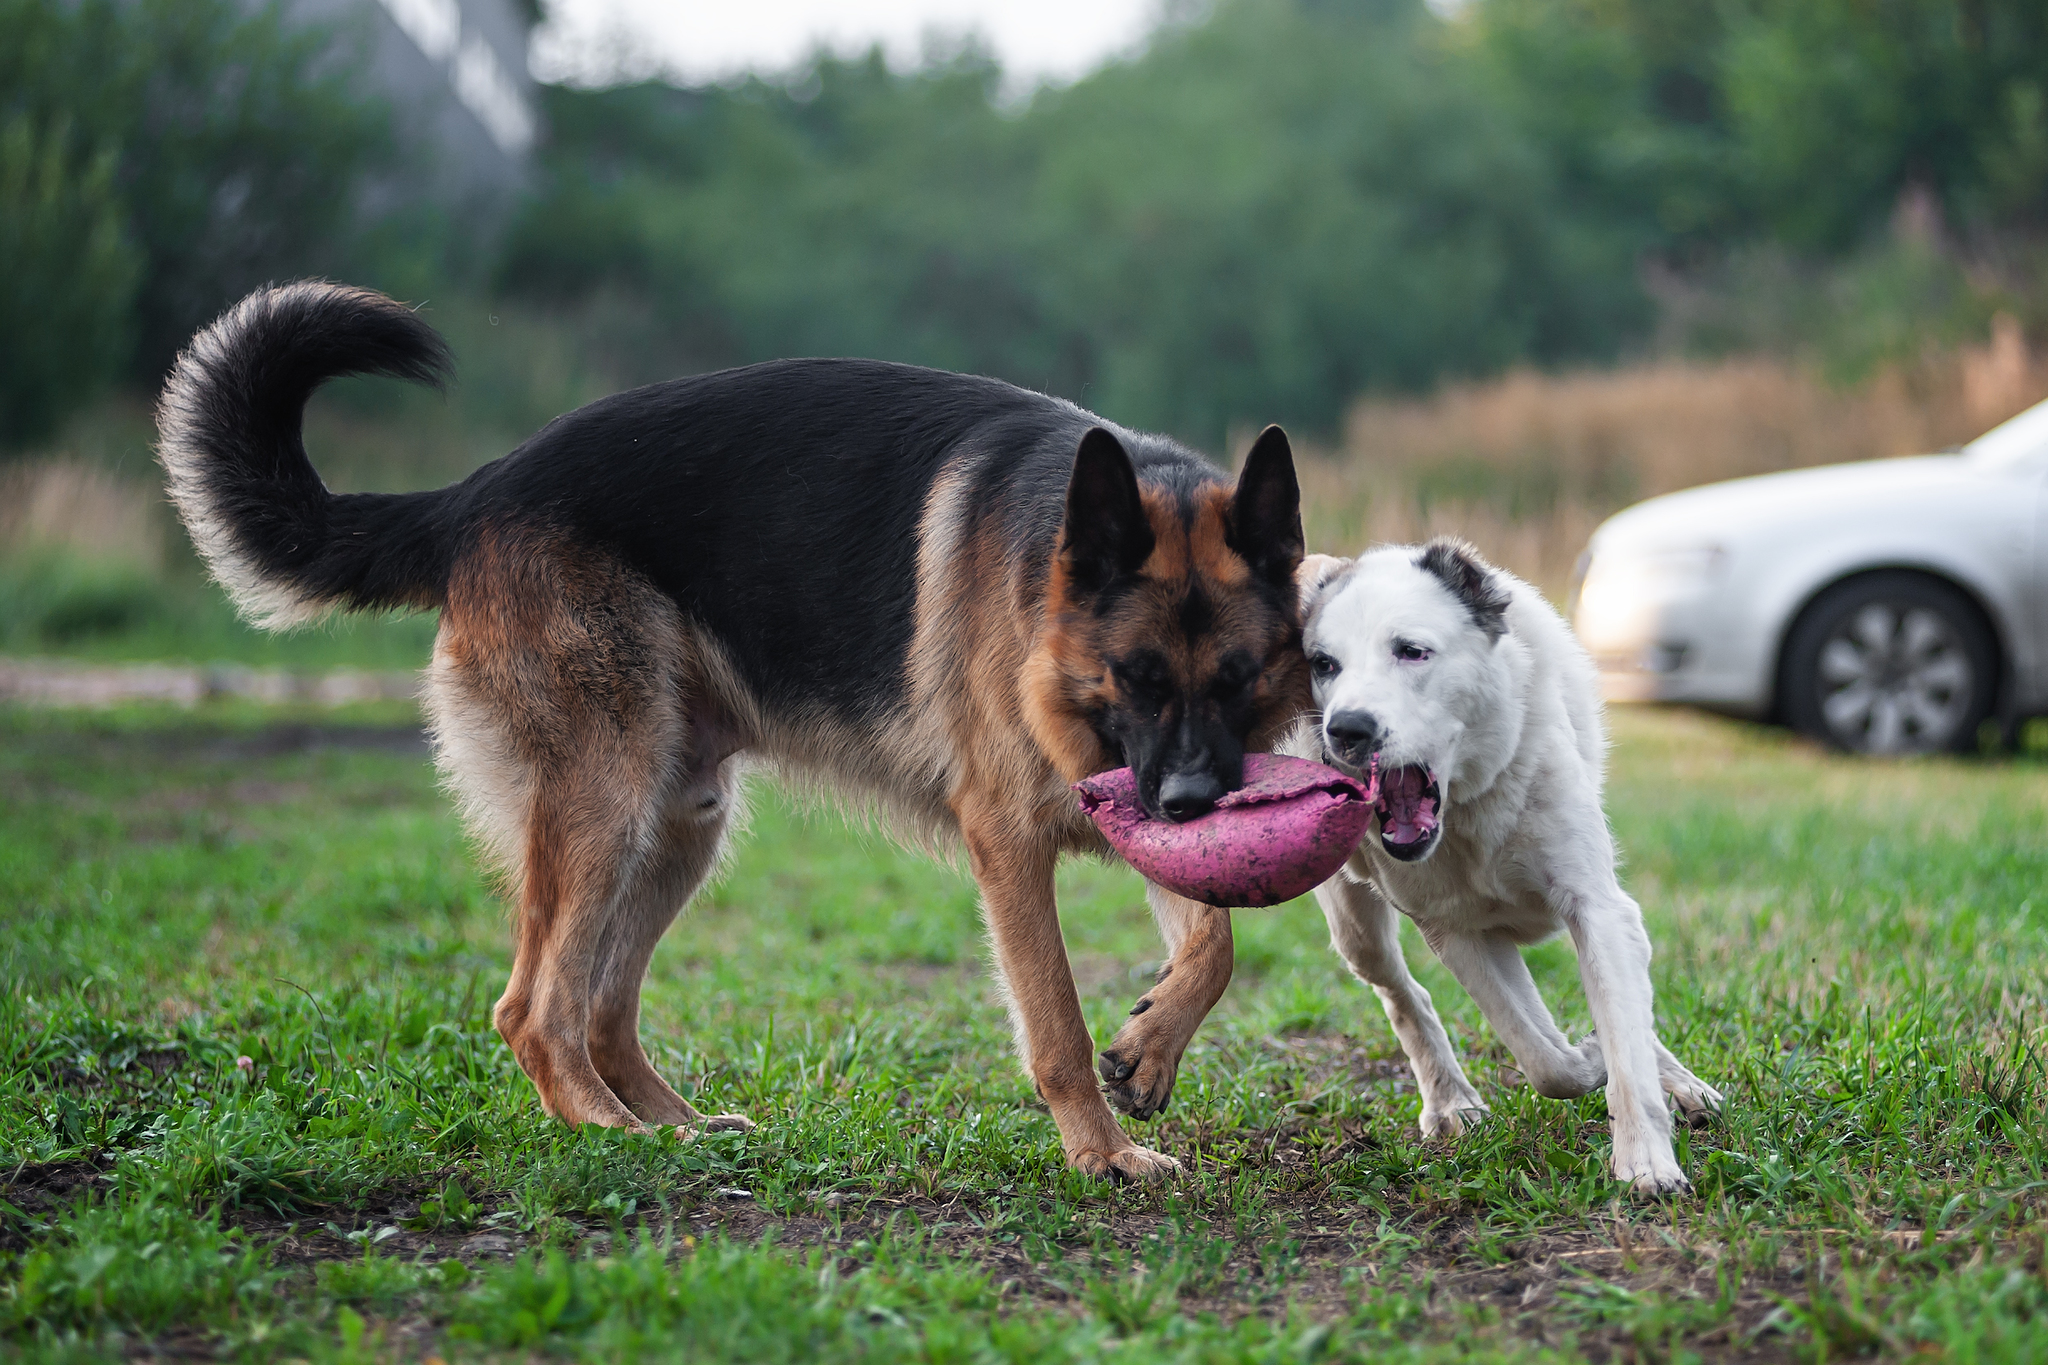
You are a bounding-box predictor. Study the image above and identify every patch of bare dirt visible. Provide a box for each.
[197,1172,1816,1364]
[639,1190,1808,1363]
[0,1157,115,1246]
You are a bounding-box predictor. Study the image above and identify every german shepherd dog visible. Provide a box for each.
[158,283,1310,1180]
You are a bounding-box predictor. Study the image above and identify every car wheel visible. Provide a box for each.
[1781,572,1997,754]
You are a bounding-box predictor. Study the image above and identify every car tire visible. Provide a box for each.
[1780,572,1998,754]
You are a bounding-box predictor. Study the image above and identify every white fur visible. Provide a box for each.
[156,283,341,629]
[1296,545,1721,1195]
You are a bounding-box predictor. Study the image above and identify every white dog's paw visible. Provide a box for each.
[1668,1077,1724,1128]
[1620,1165,1693,1198]
[1611,1137,1692,1198]
[1522,1037,1608,1100]
[1419,1104,1489,1138]
[1418,1082,1489,1138]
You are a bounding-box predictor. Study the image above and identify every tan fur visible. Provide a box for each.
[1097,885,1235,1119]
[897,464,1169,1174]
[414,445,1302,1173]
[426,527,749,1132]
[1012,467,1306,1137]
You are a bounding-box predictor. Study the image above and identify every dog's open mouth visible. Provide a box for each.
[1375,762,1441,860]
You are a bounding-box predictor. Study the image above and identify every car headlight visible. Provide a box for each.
[1573,542,1726,648]
[1578,543,1725,603]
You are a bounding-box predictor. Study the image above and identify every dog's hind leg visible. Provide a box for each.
[1099,884,1233,1119]
[585,746,754,1133]
[1316,873,1486,1136]
[432,531,702,1132]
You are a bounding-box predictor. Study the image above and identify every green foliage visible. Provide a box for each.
[1,703,2045,1358]
[1669,236,2006,382]
[0,550,438,668]
[500,1,1650,447]
[0,0,393,391]
[1024,0,1646,441]
[9,0,2048,454]
[0,116,139,449]
[1462,0,2048,377]
[497,0,2048,446]
[0,554,171,649]
[1,1191,275,1338]
[1718,0,2048,249]
[1471,0,2048,250]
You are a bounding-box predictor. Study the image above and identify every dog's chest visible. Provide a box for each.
[1364,840,1561,942]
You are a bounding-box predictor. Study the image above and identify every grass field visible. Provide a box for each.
[3,700,2046,1362]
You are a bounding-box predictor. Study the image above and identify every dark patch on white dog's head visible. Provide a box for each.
[1416,538,1510,641]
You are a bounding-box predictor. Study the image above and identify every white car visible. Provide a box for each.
[1571,396,2048,753]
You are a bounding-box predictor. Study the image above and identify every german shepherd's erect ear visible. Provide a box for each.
[1061,428,1154,594]
[1228,425,1304,587]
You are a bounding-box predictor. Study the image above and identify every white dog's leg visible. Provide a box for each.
[1429,929,1608,1099]
[1558,890,1690,1196]
[1315,875,1486,1136]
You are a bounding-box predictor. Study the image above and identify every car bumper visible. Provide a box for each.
[1584,647,1769,713]
[1572,563,1773,715]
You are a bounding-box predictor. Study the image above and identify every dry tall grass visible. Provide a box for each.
[9,320,2048,608]
[0,459,165,571]
[1299,314,2048,595]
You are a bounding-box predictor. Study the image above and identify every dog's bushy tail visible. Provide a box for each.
[157,280,463,628]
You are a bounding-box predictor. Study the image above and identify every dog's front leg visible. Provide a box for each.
[1315,873,1486,1135]
[958,800,1178,1182]
[1099,884,1233,1119]
[1559,890,1688,1196]
[1429,928,1607,1103]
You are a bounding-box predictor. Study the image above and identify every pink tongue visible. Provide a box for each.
[1379,767,1438,845]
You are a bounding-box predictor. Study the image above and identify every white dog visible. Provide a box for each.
[1295,539,1719,1195]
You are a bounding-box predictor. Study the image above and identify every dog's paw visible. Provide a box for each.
[694,1112,756,1134]
[1419,1100,1489,1139]
[1669,1080,1723,1128]
[1070,1143,1181,1184]
[1621,1166,1694,1198]
[1098,1038,1178,1120]
[1612,1143,1693,1198]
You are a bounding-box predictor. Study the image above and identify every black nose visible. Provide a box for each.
[1325,709,1383,755]
[1158,771,1223,823]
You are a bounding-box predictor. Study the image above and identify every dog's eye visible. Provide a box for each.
[1309,652,1340,681]
[1211,654,1259,698]
[1394,642,1433,663]
[1113,654,1173,707]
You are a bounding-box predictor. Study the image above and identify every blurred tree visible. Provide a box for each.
[1468,0,2048,250]
[499,44,1047,387]
[1721,0,2048,248]
[502,0,1648,447]
[0,116,140,448]
[1027,0,1646,440]
[0,0,393,392]
[1463,0,1748,251]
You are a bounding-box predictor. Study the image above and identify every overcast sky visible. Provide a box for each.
[531,0,1163,89]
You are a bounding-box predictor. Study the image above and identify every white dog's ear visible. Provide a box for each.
[1296,553,1352,615]
[1417,538,1511,640]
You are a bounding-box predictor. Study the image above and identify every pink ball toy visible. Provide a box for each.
[1073,753,1379,908]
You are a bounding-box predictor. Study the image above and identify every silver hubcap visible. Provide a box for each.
[1815,602,1975,753]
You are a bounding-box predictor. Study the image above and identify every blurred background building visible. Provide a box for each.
[300,0,537,206]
